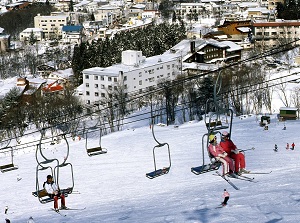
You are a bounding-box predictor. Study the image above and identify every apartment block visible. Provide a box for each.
[34,14,69,40]
[81,50,180,105]
[252,21,300,48]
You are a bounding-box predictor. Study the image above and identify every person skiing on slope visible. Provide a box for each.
[286,143,289,150]
[291,142,295,150]
[221,189,230,206]
[274,144,278,152]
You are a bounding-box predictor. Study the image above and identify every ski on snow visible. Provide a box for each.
[243,171,272,175]
[60,207,86,211]
[215,204,227,209]
[215,171,239,190]
[227,174,257,183]
[50,207,86,216]
[50,209,67,217]
[213,172,256,182]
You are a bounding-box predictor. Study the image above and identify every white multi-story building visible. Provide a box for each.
[252,20,300,48]
[34,14,69,40]
[80,50,181,105]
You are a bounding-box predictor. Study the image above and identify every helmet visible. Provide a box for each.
[222,131,229,137]
[209,134,216,142]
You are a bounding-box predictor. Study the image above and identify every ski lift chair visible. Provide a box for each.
[191,133,222,175]
[0,146,19,173]
[146,118,171,179]
[86,127,107,156]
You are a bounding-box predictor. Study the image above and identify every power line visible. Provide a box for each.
[1,38,299,149]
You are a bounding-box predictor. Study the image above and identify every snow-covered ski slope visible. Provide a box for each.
[1,114,300,223]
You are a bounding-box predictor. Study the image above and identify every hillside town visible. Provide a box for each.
[0,0,299,114]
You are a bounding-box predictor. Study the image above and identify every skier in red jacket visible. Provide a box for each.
[291,142,295,150]
[220,131,250,175]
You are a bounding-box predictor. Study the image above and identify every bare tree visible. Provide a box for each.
[276,78,290,107]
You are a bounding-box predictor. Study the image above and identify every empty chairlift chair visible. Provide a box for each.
[0,146,18,173]
[86,127,107,156]
[146,118,171,179]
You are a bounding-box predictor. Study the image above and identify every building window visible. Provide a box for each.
[139,80,142,85]
[101,76,104,81]
[101,93,105,97]
[86,100,90,104]
[85,75,89,79]
[108,85,112,90]
[95,84,98,88]
[101,84,105,89]
[108,77,112,81]
[86,83,89,87]
[95,92,99,96]
[94,76,98,80]
[114,78,117,82]
[167,65,170,69]
[86,91,90,96]
[124,76,127,81]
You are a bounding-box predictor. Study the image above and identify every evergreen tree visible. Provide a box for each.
[277,0,300,19]
[69,0,74,12]
[158,0,174,20]
[28,30,37,45]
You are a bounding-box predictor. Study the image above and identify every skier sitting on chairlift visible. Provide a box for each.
[220,131,250,176]
[43,175,67,212]
[208,134,235,177]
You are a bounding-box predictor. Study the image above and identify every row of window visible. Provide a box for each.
[86,83,118,90]
[39,19,65,22]
[85,72,174,90]
[256,26,300,29]
[256,31,295,36]
[85,75,118,82]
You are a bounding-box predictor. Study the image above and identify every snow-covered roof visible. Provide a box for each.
[279,107,298,111]
[74,0,90,7]
[236,27,251,33]
[221,41,243,52]
[51,68,74,79]
[247,7,269,14]
[0,77,25,99]
[22,28,43,33]
[182,62,218,71]
[238,2,259,8]
[83,53,179,76]
[130,4,146,9]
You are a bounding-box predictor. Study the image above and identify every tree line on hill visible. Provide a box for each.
[0,4,55,38]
